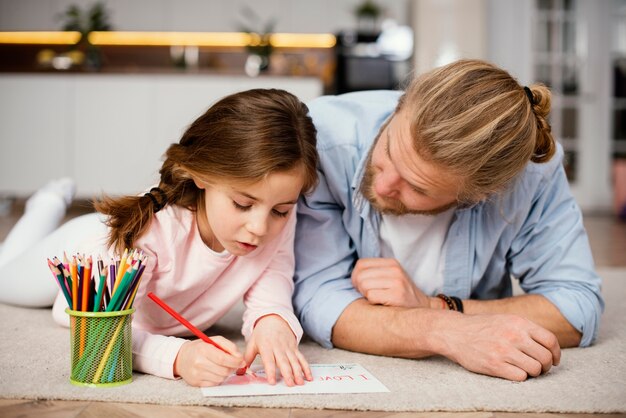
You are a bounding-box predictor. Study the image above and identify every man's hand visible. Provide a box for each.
[351,258,433,308]
[437,313,561,381]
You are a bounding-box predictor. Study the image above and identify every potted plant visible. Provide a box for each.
[239,6,276,73]
[59,2,113,70]
[354,0,382,34]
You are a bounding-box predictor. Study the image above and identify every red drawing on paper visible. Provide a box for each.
[228,372,268,385]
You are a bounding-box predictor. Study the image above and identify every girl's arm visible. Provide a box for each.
[241,210,311,385]
[133,328,188,379]
[241,210,303,342]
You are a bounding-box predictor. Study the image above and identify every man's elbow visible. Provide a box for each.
[558,327,582,348]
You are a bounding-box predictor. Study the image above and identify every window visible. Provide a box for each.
[613,1,626,158]
[533,0,582,181]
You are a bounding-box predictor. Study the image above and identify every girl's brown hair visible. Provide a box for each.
[95,88,318,253]
[398,59,555,203]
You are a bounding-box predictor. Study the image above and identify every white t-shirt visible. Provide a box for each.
[379,208,455,296]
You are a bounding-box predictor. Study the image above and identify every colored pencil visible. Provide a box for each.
[70,256,78,310]
[46,249,146,313]
[106,263,134,312]
[91,317,126,383]
[122,264,146,309]
[147,292,247,375]
[94,256,108,312]
[80,258,89,312]
[52,258,71,298]
[57,256,73,299]
[109,261,116,298]
[113,248,128,294]
[47,259,72,307]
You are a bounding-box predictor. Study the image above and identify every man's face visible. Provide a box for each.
[361,109,462,216]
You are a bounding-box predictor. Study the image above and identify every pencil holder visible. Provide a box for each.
[66,308,135,387]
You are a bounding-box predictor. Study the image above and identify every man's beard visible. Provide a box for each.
[360,157,457,216]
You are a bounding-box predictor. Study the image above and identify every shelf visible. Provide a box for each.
[0,31,337,49]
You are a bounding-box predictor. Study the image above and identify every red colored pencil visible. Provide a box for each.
[147,292,247,375]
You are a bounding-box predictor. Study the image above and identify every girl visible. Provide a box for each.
[0,88,318,387]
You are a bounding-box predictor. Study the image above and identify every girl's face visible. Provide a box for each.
[194,167,305,256]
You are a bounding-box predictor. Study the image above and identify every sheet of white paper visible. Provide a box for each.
[201,363,389,397]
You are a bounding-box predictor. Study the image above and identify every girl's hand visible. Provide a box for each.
[174,336,246,387]
[244,314,313,386]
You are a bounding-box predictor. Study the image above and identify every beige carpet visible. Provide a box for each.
[0,268,624,413]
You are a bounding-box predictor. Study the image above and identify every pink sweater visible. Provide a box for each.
[53,205,303,379]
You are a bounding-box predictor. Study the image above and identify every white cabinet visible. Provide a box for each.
[0,73,323,198]
[73,76,155,196]
[0,76,72,193]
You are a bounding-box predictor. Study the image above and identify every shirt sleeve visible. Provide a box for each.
[132,328,187,379]
[508,151,604,346]
[293,149,364,349]
[241,210,303,343]
[119,244,189,379]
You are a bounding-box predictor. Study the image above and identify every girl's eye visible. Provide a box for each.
[233,201,251,211]
[272,209,289,218]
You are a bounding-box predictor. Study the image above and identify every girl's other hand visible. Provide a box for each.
[244,314,313,386]
[174,336,245,387]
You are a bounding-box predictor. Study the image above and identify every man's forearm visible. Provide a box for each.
[463,294,581,347]
[331,297,564,381]
[331,298,449,358]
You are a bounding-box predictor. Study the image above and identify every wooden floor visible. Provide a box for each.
[1,399,625,418]
[1,200,625,418]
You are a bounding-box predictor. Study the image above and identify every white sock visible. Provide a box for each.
[25,177,76,210]
[0,178,76,267]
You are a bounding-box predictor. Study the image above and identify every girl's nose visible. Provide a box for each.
[246,213,269,237]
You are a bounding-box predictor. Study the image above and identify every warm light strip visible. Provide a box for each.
[0,31,336,49]
[90,32,336,48]
[0,31,81,44]
[89,31,253,47]
[270,33,336,48]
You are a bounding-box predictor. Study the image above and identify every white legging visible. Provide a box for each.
[0,190,106,307]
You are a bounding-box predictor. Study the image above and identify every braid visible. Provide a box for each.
[94,193,156,254]
[95,144,201,253]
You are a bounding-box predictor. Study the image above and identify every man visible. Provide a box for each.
[293,59,603,381]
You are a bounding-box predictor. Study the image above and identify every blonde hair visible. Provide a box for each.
[398,59,555,203]
[95,89,318,253]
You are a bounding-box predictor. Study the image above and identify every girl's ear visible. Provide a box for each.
[192,176,206,190]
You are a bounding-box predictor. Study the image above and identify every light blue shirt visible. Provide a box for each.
[294,90,604,349]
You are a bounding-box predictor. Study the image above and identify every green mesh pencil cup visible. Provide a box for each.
[66,308,135,387]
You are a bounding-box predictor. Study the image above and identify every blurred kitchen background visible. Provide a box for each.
[0,0,625,220]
